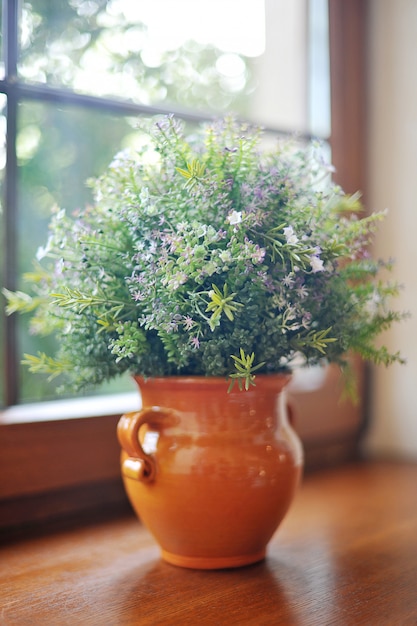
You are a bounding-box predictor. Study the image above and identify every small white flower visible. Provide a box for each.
[195,224,208,237]
[139,187,150,204]
[110,150,130,168]
[283,226,299,245]
[227,210,242,226]
[143,203,158,216]
[55,257,65,275]
[366,291,382,315]
[283,273,295,287]
[219,250,232,264]
[36,236,53,261]
[310,255,324,273]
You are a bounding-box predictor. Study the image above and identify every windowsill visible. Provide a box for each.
[2,460,416,624]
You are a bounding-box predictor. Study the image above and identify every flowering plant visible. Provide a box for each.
[5,116,405,392]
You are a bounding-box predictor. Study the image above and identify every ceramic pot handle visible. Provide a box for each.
[117,407,172,483]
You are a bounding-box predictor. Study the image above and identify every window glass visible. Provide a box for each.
[16,102,143,401]
[19,1,261,117]
[18,0,328,135]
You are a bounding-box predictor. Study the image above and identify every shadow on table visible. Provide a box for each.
[113,554,305,625]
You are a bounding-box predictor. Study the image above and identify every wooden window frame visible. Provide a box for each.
[0,0,368,535]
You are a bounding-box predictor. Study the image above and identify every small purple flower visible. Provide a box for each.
[296,285,309,299]
[254,187,265,200]
[165,320,179,333]
[190,336,200,349]
[151,229,163,240]
[252,245,266,264]
[302,312,312,328]
[183,315,194,330]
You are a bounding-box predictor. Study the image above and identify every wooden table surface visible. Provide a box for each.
[1,461,417,626]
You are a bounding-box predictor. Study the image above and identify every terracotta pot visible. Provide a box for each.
[117,375,303,570]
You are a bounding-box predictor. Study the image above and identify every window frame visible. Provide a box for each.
[0,0,368,534]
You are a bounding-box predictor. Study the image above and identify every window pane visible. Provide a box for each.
[19,1,260,117]
[16,101,152,401]
[18,0,328,136]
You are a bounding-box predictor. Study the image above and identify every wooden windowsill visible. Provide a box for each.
[2,460,416,625]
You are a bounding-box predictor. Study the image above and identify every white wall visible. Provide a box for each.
[364,0,417,459]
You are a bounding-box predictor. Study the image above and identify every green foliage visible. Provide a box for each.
[229,349,265,391]
[176,160,207,190]
[205,284,243,331]
[4,116,406,392]
[21,353,71,382]
[3,289,44,315]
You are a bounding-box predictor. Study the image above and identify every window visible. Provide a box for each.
[1,0,334,406]
[0,0,367,532]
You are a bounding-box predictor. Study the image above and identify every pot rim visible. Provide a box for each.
[132,373,292,393]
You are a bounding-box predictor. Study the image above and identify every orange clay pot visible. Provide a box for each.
[117,375,303,570]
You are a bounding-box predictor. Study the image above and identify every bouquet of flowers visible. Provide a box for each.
[5,115,405,392]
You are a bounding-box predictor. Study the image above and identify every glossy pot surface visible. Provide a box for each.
[117,375,303,569]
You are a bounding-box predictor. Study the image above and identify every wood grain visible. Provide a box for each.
[1,461,417,625]
[329,0,368,198]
